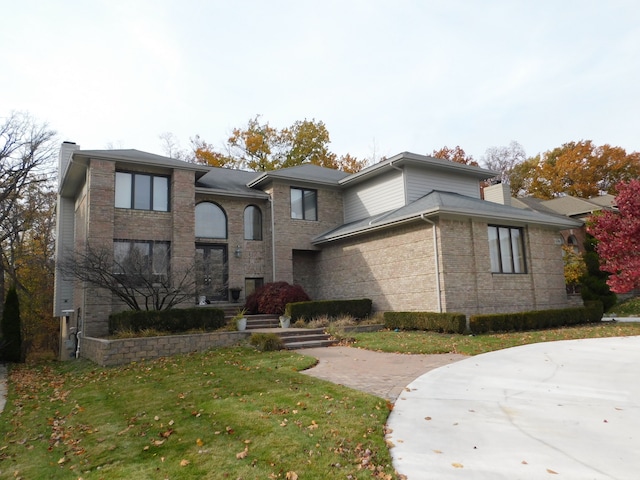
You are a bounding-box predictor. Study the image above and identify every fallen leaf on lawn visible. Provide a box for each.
[226,426,234,434]
[547,468,558,474]
[425,417,432,421]
[236,446,249,459]
[286,472,298,480]
[153,439,165,446]
[57,457,67,464]
[154,416,160,421]
[180,459,190,467]
[196,438,204,447]
[433,450,443,454]
[452,463,464,468]
[159,429,174,438]
[307,420,318,430]
[168,420,175,426]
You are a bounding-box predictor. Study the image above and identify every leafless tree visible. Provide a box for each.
[481,141,527,184]
[0,111,57,315]
[58,243,198,311]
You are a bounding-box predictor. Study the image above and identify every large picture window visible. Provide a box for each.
[291,187,317,220]
[113,240,170,282]
[115,172,169,211]
[488,225,526,274]
[195,202,227,238]
[244,205,262,240]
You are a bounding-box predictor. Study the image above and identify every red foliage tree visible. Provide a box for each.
[587,179,640,293]
[244,282,310,314]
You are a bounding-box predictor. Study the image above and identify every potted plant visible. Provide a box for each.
[230,286,242,302]
[233,308,247,331]
[279,315,291,328]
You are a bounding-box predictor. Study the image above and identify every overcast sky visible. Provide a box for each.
[2,0,639,164]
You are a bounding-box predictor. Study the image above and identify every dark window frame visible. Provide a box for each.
[290,187,318,221]
[488,225,527,274]
[244,205,263,240]
[195,201,228,239]
[113,240,170,283]
[115,171,170,212]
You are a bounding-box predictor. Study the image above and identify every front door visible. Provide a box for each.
[196,245,228,302]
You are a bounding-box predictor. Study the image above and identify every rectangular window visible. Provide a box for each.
[115,171,169,211]
[113,240,170,282]
[291,187,317,220]
[488,225,526,274]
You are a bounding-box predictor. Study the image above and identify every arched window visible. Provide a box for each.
[244,205,262,240]
[195,202,227,238]
[567,235,580,254]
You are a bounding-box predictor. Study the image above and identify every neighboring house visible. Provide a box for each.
[512,194,617,253]
[53,144,582,347]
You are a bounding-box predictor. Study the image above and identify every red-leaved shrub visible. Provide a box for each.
[244,282,310,314]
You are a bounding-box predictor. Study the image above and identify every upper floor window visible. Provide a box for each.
[113,240,170,283]
[115,172,169,211]
[567,234,580,254]
[488,225,526,274]
[244,205,262,240]
[195,202,227,238]
[291,187,317,220]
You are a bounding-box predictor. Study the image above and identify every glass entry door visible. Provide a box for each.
[195,245,228,302]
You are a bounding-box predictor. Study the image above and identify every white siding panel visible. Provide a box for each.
[53,197,75,316]
[344,171,405,223]
[405,165,481,202]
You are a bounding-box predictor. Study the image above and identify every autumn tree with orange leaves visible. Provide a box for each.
[526,140,640,199]
[431,145,478,166]
[186,116,367,173]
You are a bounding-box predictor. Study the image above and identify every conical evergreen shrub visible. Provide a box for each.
[1,286,22,362]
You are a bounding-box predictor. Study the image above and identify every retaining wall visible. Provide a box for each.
[81,331,249,366]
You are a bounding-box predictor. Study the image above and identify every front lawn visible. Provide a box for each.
[0,348,398,479]
[350,321,640,355]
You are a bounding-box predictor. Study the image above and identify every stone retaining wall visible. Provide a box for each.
[81,331,249,366]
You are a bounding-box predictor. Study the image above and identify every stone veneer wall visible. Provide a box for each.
[81,331,249,366]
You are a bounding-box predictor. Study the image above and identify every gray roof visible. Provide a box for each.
[73,149,210,175]
[340,152,498,186]
[313,190,582,244]
[197,168,268,199]
[247,163,350,188]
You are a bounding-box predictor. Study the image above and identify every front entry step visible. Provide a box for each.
[245,321,336,349]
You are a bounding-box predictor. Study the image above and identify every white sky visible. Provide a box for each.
[2,0,639,164]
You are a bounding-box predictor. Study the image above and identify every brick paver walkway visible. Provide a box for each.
[298,346,466,401]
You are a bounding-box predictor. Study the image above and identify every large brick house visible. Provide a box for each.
[53,143,581,340]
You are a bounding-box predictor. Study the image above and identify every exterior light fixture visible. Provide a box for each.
[235,245,242,258]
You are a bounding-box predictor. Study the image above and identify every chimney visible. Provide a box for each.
[484,181,512,206]
[58,141,80,189]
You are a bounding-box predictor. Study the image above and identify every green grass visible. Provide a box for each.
[607,296,640,317]
[351,322,640,356]
[0,348,397,479]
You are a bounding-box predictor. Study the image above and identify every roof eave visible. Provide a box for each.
[195,186,270,200]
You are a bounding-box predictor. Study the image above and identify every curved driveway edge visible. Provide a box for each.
[298,346,466,401]
[387,336,640,479]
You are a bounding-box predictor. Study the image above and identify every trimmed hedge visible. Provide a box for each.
[383,311,467,334]
[109,308,226,334]
[285,299,373,322]
[468,301,604,334]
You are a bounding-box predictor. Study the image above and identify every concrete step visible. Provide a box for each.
[284,339,337,349]
[245,315,280,329]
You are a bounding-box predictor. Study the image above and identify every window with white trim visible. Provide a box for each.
[488,225,526,273]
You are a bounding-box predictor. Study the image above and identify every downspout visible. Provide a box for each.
[269,193,276,281]
[420,214,442,313]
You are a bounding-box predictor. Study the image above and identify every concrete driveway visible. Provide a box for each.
[387,336,640,479]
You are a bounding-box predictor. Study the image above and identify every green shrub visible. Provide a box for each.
[468,303,603,334]
[285,299,372,322]
[1,286,22,362]
[383,311,467,334]
[109,308,226,335]
[249,333,284,351]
